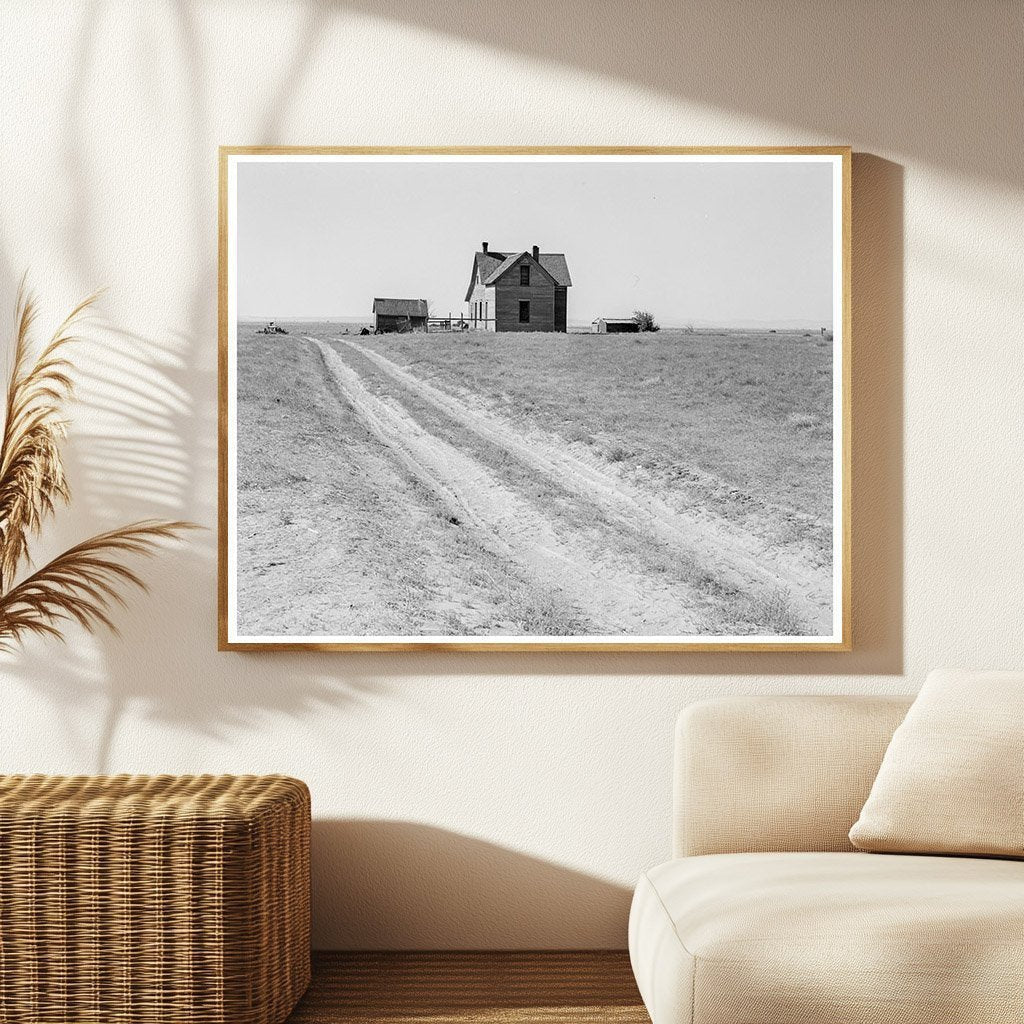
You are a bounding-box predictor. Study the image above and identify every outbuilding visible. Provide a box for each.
[372,298,429,333]
[592,317,639,333]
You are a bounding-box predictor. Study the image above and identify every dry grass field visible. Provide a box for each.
[234,321,834,638]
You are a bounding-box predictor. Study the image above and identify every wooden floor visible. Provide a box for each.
[287,952,649,1023]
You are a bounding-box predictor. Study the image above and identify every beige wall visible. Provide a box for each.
[1,1,1021,949]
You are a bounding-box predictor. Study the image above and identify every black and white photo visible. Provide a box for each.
[219,148,850,650]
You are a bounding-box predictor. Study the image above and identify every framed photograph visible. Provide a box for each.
[219,147,850,651]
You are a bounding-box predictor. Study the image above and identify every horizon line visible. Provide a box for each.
[238,314,834,330]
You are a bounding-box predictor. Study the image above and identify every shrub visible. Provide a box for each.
[632,310,660,332]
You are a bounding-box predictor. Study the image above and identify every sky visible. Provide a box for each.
[235,156,836,327]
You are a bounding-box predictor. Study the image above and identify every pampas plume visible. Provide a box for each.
[0,279,196,649]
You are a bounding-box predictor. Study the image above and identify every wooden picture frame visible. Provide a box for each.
[219,146,851,652]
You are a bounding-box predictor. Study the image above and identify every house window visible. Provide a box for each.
[519,300,530,323]
[520,264,531,286]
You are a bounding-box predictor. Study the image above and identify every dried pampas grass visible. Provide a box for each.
[0,279,196,650]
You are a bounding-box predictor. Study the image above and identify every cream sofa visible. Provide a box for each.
[628,695,1024,1024]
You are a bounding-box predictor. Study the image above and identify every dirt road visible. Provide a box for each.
[307,336,832,636]
[313,339,710,635]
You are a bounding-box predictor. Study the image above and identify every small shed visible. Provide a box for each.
[372,298,429,333]
[592,317,639,334]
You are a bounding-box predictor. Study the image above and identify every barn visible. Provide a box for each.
[592,317,639,334]
[372,297,428,333]
[465,242,572,332]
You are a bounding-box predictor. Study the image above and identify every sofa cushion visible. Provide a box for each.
[629,852,1024,1024]
[675,695,912,857]
[849,668,1024,857]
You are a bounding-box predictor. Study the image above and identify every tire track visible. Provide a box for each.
[333,337,832,633]
[309,338,710,636]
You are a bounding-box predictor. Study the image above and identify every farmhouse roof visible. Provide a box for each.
[534,253,571,287]
[373,297,429,317]
[464,248,572,300]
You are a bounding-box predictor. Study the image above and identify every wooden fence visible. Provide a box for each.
[427,315,495,332]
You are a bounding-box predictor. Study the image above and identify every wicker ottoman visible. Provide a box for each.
[0,774,310,1024]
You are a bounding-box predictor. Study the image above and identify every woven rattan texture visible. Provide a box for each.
[0,774,311,1024]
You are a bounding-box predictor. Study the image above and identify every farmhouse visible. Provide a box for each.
[465,242,572,332]
[592,317,639,334]
[372,297,428,333]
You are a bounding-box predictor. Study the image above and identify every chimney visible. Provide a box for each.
[482,241,489,253]
[532,245,540,260]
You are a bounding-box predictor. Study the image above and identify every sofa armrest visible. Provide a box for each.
[674,695,912,857]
